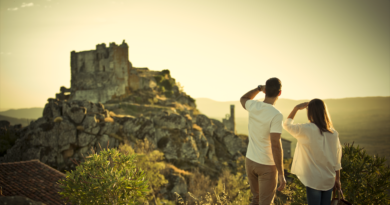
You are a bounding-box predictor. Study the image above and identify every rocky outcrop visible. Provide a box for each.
[1,98,248,178]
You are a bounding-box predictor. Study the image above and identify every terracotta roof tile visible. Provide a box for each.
[0,159,66,205]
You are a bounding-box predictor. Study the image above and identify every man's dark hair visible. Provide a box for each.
[265,78,282,97]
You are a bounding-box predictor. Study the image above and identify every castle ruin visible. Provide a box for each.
[57,40,157,103]
[223,105,236,133]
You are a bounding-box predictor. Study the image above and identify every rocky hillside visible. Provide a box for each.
[0,68,248,179]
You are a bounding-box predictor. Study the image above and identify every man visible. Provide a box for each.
[240,77,286,205]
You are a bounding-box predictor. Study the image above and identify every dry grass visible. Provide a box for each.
[166,164,192,176]
[53,116,63,123]
[186,168,216,204]
[104,117,114,123]
[192,124,202,131]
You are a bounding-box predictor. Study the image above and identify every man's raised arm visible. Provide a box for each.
[240,85,265,110]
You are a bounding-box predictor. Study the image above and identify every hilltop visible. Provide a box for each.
[0,41,252,200]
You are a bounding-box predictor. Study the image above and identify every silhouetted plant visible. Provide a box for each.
[161,79,173,91]
[0,128,17,156]
[161,69,171,77]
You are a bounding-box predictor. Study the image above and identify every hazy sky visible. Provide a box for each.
[1,0,389,110]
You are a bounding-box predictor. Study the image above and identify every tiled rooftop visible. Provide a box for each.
[0,159,66,205]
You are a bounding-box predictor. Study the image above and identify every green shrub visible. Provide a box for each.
[118,143,168,203]
[161,79,173,91]
[165,90,174,98]
[341,143,390,204]
[154,76,163,84]
[57,148,149,205]
[161,69,170,76]
[286,142,390,205]
[286,174,307,205]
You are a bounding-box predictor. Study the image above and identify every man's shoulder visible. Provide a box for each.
[266,105,283,116]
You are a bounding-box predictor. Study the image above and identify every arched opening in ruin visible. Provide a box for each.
[103,66,105,72]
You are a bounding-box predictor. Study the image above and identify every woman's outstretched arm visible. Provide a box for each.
[287,102,309,119]
[283,102,309,137]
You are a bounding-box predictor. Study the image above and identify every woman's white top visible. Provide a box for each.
[283,118,342,191]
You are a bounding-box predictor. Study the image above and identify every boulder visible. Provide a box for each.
[223,132,248,156]
[82,114,100,134]
[192,130,209,164]
[123,117,155,140]
[0,100,122,172]
[180,136,199,163]
[42,98,62,119]
[78,132,96,147]
[167,173,188,197]
[210,119,226,142]
[195,114,214,137]
[66,106,86,124]
[99,121,120,136]
[154,113,186,130]
[95,134,118,153]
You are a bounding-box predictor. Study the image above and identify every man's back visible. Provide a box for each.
[245,100,283,165]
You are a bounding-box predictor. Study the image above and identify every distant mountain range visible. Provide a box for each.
[195,96,390,121]
[0,108,43,120]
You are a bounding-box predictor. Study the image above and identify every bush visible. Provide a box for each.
[161,79,173,91]
[165,90,174,98]
[341,143,390,204]
[161,69,170,76]
[154,76,163,84]
[118,143,168,203]
[57,147,149,205]
[286,142,390,205]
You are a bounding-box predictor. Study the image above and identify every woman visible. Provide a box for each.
[283,99,342,205]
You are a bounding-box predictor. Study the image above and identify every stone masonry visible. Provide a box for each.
[68,40,156,104]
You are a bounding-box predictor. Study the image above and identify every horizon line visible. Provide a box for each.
[1,95,389,111]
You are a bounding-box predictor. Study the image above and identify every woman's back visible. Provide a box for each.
[283,119,342,190]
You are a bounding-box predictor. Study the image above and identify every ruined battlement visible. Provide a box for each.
[65,40,156,104]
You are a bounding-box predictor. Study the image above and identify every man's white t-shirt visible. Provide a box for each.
[245,100,283,165]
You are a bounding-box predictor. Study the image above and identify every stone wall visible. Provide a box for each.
[70,41,132,103]
[68,41,159,104]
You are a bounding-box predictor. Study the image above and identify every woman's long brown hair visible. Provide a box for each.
[307,99,334,135]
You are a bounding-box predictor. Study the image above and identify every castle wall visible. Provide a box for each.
[70,41,131,103]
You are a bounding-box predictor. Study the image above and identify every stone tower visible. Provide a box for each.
[223,104,236,133]
[69,40,132,103]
